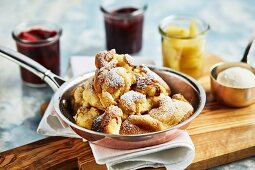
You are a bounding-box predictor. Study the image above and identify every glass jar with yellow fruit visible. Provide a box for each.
[159,16,210,78]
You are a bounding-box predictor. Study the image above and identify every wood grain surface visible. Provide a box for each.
[1,53,255,170]
[186,54,255,169]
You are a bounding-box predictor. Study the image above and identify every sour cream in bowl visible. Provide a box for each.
[210,62,255,107]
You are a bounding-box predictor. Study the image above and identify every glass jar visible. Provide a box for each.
[12,20,62,87]
[101,0,147,54]
[159,16,209,78]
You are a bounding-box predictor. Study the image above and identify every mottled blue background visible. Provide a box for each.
[0,0,254,169]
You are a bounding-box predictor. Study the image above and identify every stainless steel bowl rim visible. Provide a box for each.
[54,65,206,138]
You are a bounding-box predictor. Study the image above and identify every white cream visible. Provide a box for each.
[217,67,255,88]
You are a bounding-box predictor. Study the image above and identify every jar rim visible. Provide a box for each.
[158,15,210,39]
[12,20,62,45]
[100,3,147,20]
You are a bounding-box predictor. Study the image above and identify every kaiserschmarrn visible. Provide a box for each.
[72,50,194,135]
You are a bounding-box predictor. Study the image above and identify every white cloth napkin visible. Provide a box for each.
[37,56,195,170]
[90,131,194,170]
[37,98,79,138]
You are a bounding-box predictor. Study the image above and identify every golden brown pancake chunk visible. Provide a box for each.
[133,65,171,97]
[94,67,134,108]
[82,77,104,110]
[120,120,150,135]
[128,114,166,132]
[99,105,123,134]
[74,107,101,129]
[119,90,152,117]
[149,95,193,127]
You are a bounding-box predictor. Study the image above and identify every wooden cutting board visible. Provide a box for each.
[1,53,255,170]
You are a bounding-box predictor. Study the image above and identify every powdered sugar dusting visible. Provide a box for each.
[105,67,125,88]
[124,54,134,66]
[106,105,123,116]
[149,96,174,119]
[136,75,153,89]
[112,67,125,74]
[145,68,161,81]
[96,51,108,67]
[120,90,146,108]
[105,60,118,69]
[159,96,174,113]
[96,50,115,68]
[135,65,161,89]
[97,67,108,82]
[172,100,193,116]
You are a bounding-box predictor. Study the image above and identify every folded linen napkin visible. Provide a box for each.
[90,131,194,170]
[37,56,195,170]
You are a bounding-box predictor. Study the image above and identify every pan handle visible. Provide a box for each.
[0,45,65,91]
[241,38,255,63]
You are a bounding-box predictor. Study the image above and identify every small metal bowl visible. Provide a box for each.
[210,62,255,107]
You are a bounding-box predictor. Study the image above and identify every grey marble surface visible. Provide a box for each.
[0,0,255,169]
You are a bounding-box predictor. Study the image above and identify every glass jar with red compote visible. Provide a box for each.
[12,21,62,87]
[101,0,147,54]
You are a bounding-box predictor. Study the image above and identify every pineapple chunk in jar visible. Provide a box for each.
[159,16,209,79]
